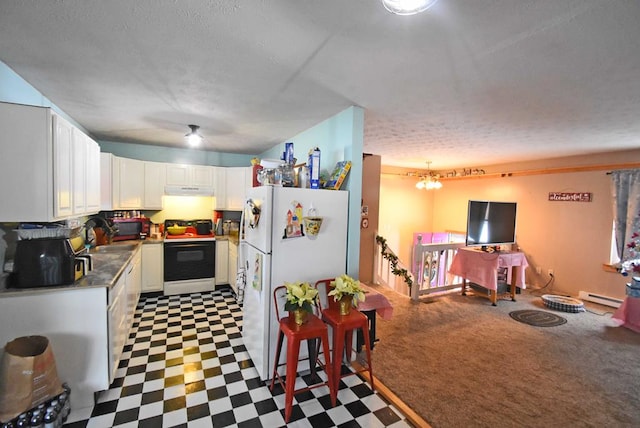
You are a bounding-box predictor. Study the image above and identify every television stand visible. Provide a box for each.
[449,248,529,306]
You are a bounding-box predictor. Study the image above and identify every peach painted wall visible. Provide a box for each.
[379,174,434,266]
[380,150,640,300]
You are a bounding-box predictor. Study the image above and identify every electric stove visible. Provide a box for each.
[163,219,216,296]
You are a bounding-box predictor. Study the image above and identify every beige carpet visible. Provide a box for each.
[367,285,640,428]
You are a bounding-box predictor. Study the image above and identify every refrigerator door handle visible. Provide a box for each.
[240,203,246,243]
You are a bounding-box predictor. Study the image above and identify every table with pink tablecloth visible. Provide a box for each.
[355,284,394,350]
[449,248,529,305]
[359,283,393,320]
[612,297,640,333]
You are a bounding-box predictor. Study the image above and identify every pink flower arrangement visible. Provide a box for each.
[622,214,640,276]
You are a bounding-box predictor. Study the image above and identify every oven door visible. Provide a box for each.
[164,241,215,282]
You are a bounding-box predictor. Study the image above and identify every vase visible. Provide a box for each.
[339,295,353,315]
[291,309,309,325]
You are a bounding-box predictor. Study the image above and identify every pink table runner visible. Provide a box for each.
[358,284,393,319]
[448,248,528,291]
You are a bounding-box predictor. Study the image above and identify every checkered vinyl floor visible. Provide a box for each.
[64,288,411,427]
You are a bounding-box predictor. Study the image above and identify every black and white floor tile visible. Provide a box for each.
[64,288,412,427]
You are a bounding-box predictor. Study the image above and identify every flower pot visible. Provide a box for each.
[291,309,309,325]
[339,295,353,315]
[303,216,323,236]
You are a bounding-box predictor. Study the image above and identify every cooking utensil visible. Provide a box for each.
[167,225,187,235]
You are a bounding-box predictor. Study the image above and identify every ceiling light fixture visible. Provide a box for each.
[381,0,439,15]
[185,124,203,147]
[415,161,443,190]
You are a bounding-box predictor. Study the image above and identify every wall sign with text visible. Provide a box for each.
[548,192,592,202]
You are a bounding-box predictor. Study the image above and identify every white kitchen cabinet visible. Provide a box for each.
[142,243,163,292]
[216,239,229,285]
[71,129,101,216]
[229,240,238,294]
[126,247,142,331]
[0,102,100,222]
[101,154,145,210]
[100,152,120,211]
[71,128,87,215]
[0,287,110,409]
[166,164,214,187]
[144,161,166,209]
[108,273,127,384]
[119,157,145,209]
[225,167,251,210]
[214,166,227,210]
[53,115,74,218]
[215,167,251,210]
[245,166,254,192]
[85,138,101,213]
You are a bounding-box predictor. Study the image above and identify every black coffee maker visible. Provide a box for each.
[13,238,76,288]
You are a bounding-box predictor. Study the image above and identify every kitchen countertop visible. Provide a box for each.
[0,240,145,297]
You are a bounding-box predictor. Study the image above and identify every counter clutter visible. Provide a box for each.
[0,240,148,295]
[0,240,149,413]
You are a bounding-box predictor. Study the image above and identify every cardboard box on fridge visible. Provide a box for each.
[308,147,321,189]
[0,336,64,422]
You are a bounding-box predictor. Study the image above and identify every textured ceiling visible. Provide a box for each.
[1,0,638,170]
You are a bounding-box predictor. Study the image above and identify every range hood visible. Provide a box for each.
[164,185,215,197]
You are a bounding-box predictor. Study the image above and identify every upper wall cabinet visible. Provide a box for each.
[118,158,145,209]
[0,102,100,222]
[223,167,252,211]
[101,154,146,210]
[166,164,214,187]
[144,161,166,210]
[85,138,101,213]
[214,166,252,211]
[72,128,101,215]
[213,167,227,209]
[101,152,119,211]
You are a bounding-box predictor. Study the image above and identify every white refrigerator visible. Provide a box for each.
[240,186,349,381]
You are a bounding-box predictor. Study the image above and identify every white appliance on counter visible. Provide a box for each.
[240,186,349,380]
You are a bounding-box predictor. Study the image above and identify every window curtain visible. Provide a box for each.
[611,169,640,273]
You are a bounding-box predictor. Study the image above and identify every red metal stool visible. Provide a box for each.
[269,285,335,422]
[315,279,374,403]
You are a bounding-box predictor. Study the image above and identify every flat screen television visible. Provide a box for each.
[465,200,517,247]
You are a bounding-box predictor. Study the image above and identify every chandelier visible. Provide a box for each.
[415,161,442,190]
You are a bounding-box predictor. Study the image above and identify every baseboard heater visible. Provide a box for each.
[578,291,623,308]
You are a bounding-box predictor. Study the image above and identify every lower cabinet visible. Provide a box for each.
[108,274,127,385]
[125,248,142,331]
[229,241,238,293]
[0,287,110,409]
[142,243,163,292]
[216,240,229,285]
[109,247,141,385]
[0,246,144,410]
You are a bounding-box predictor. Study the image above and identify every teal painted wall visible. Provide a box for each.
[99,140,254,167]
[0,61,87,132]
[261,106,364,278]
